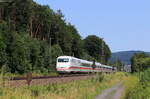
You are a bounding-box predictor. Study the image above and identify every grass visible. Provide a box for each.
[121,74,139,99]
[0,71,58,79]
[121,69,150,99]
[0,72,127,99]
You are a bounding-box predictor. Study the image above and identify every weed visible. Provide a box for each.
[0,72,126,99]
[91,72,104,83]
[30,87,40,97]
[0,88,3,96]
[122,69,150,99]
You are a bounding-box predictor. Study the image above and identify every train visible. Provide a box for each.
[56,56,116,73]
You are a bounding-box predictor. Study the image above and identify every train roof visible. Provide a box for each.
[57,56,73,59]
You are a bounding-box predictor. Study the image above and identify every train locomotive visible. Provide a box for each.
[56,56,116,73]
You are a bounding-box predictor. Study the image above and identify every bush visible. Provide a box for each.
[142,69,150,82]
[123,69,150,99]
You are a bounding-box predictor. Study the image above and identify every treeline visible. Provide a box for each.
[109,59,124,71]
[0,0,111,74]
[131,53,150,73]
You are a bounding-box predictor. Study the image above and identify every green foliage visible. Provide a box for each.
[142,69,150,82]
[124,56,150,98]
[124,69,150,99]
[7,32,32,73]
[0,0,112,74]
[140,58,150,72]
[83,35,102,61]
[51,44,63,70]
[0,30,7,67]
[30,87,40,97]
[83,35,111,63]
[0,22,54,74]
[111,59,123,71]
[0,21,8,68]
[131,53,149,73]
[81,51,95,61]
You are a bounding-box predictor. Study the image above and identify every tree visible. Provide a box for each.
[51,44,63,71]
[83,35,111,63]
[104,44,111,63]
[68,24,83,58]
[140,58,150,71]
[5,32,32,74]
[81,51,95,61]
[131,53,149,73]
[0,0,112,74]
[114,59,123,71]
[0,22,7,67]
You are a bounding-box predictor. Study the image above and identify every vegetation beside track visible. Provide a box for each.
[121,53,150,99]
[0,72,126,99]
[0,71,58,79]
[121,69,150,99]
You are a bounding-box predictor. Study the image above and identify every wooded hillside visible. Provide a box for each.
[0,0,111,74]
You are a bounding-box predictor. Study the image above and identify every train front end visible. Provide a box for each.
[56,56,71,74]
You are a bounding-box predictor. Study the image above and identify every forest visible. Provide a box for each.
[0,0,111,74]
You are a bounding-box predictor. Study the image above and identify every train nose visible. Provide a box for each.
[57,67,67,71]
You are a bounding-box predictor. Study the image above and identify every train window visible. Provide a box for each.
[58,58,69,62]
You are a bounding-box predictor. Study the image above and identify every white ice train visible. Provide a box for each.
[56,56,115,73]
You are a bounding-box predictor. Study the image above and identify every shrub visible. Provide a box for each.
[123,69,150,99]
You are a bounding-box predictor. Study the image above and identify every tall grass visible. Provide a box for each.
[0,72,127,99]
[122,69,150,99]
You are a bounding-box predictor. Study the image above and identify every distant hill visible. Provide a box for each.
[109,51,150,65]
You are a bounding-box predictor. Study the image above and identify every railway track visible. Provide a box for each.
[4,74,93,87]
[10,74,90,80]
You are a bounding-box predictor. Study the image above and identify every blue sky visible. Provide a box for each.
[34,0,150,52]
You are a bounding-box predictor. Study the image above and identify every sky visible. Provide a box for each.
[34,0,150,52]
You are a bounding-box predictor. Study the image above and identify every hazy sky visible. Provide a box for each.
[34,0,150,52]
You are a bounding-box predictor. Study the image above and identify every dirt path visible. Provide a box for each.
[95,82,124,99]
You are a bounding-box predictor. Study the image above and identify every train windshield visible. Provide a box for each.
[58,58,69,62]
